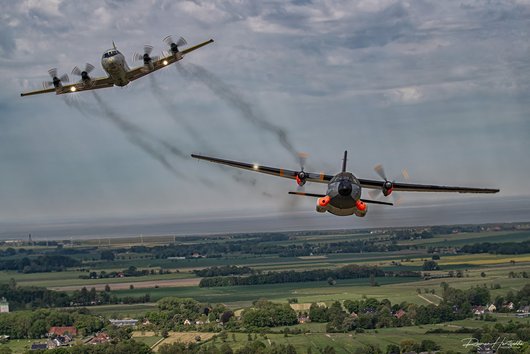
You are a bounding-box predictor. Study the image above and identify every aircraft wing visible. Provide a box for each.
[191,154,333,184]
[126,39,214,82]
[358,178,499,194]
[21,77,115,97]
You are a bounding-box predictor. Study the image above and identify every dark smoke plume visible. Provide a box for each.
[62,93,184,177]
[149,76,214,152]
[176,63,300,162]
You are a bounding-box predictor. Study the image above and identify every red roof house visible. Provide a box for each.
[48,326,77,337]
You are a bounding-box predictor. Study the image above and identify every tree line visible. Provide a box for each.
[199,265,420,287]
[0,282,150,310]
[0,255,80,273]
[460,240,530,255]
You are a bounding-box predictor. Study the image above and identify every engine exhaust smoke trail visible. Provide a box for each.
[176,63,300,163]
[63,94,183,177]
[149,76,214,153]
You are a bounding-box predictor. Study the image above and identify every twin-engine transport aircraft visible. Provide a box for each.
[191,151,500,217]
[20,36,214,97]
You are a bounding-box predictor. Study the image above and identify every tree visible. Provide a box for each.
[100,250,115,261]
[355,344,382,354]
[327,277,336,286]
[321,346,336,354]
[220,343,233,354]
[400,339,419,353]
[385,344,400,354]
[422,260,440,271]
[220,310,234,324]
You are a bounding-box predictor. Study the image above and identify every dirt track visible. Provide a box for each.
[50,278,201,291]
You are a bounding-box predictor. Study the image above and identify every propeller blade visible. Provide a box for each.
[176,36,187,47]
[401,169,410,181]
[133,53,143,62]
[369,189,382,199]
[59,74,69,84]
[163,35,174,47]
[43,81,53,89]
[374,164,387,181]
[298,152,308,171]
[85,63,95,73]
[72,66,82,76]
[48,68,58,78]
[144,45,153,56]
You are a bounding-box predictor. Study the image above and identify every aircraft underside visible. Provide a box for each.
[317,204,367,217]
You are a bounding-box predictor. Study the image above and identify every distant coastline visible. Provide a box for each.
[1,196,529,241]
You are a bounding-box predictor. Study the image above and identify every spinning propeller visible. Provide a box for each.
[133,45,159,66]
[163,35,187,55]
[71,63,95,87]
[42,68,69,89]
[295,152,309,189]
[369,164,409,204]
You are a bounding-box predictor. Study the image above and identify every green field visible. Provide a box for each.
[1,225,530,353]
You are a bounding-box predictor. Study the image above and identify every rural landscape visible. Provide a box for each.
[0,222,528,353]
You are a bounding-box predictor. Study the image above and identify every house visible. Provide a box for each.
[183,319,192,326]
[394,309,406,319]
[87,332,110,345]
[472,306,485,316]
[487,304,496,313]
[31,343,47,351]
[350,312,358,319]
[109,319,138,327]
[48,326,77,337]
[503,302,514,310]
[517,305,530,313]
[298,315,310,324]
[0,298,9,313]
[47,335,72,348]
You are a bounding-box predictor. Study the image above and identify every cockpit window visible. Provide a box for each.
[102,50,119,59]
[331,172,357,183]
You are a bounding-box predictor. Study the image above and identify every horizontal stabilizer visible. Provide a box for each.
[360,199,393,206]
[288,191,326,198]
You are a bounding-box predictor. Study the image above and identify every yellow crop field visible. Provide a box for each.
[153,331,216,351]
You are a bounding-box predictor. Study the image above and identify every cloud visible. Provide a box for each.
[0,0,528,221]
[0,21,16,58]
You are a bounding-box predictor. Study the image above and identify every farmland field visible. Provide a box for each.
[1,224,530,354]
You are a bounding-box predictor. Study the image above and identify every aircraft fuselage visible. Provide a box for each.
[318,172,366,216]
[101,49,131,86]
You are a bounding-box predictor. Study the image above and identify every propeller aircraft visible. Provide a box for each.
[20,35,213,97]
[191,151,500,217]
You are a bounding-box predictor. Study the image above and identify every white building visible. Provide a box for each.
[0,298,9,313]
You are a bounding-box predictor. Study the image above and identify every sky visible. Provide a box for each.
[1,0,529,224]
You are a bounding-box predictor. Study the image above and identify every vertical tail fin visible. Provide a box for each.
[342,150,348,172]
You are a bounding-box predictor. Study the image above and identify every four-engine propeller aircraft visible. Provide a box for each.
[20,35,213,97]
[191,151,499,217]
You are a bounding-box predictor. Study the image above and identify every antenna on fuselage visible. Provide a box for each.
[112,41,117,49]
[342,150,348,172]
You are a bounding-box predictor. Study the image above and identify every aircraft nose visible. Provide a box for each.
[338,181,352,196]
